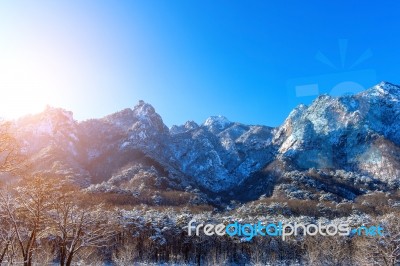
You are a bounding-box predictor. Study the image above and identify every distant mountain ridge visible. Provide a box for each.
[4,82,400,204]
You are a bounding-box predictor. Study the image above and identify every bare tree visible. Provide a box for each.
[0,122,21,173]
[303,235,352,266]
[0,176,53,266]
[112,240,138,266]
[0,123,26,264]
[0,189,17,264]
[49,186,117,266]
[354,213,400,266]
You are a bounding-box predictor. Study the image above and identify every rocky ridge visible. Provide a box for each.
[4,82,400,204]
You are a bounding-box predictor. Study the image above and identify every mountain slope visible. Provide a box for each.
[4,82,400,204]
[275,82,400,186]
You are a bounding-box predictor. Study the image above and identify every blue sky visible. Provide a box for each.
[0,1,399,126]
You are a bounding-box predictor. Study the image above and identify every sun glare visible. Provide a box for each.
[0,49,61,119]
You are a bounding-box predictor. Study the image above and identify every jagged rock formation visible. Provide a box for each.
[4,82,400,203]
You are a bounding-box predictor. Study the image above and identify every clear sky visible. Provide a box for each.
[0,1,399,127]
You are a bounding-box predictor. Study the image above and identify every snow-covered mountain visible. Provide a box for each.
[4,82,400,203]
[275,82,400,184]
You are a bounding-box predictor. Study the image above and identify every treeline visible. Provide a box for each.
[112,208,400,266]
[0,175,400,265]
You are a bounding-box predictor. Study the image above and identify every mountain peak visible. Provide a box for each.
[184,120,199,130]
[203,115,232,132]
[170,120,199,134]
[377,81,400,94]
[362,81,400,99]
[133,100,156,118]
[43,105,74,121]
[203,115,233,134]
[103,108,135,129]
[378,81,398,88]
[128,100,168,139]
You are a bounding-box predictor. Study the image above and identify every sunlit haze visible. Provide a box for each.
[1,1,400,126]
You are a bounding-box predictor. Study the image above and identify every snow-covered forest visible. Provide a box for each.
[1,175,400,265]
